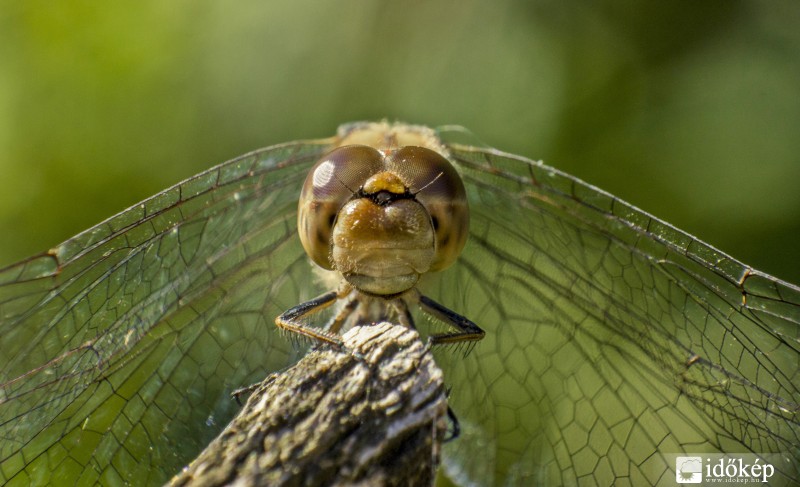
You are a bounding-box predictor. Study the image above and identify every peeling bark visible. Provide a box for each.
[169,322,448,487]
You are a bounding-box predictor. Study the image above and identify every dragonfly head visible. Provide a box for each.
[298,144,469,295]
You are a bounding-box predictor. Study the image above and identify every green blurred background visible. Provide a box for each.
[1,1,799,283]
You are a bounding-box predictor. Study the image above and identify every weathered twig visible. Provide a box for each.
[169,322,448,487]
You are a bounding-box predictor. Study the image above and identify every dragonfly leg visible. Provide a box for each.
[417,293,485,345]
[323,293,361,335]
[444,404,461,442]
[230,373,279,405]
[392,298,417,330]
[275,291,345,347]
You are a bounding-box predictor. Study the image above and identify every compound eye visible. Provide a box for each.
[297,145,383,268]
[386,147,469,271]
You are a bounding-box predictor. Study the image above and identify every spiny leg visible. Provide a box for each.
[275,290,345,348]
[417,293,485,345]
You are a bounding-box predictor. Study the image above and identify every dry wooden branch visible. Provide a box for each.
[169,322,448,487]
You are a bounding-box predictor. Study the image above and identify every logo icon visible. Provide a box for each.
[676,457,702,483]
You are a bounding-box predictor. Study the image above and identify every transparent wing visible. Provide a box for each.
[429,144,800,486]
[0,140,331,485]
[3,130,798,487]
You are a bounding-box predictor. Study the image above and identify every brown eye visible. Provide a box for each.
[385,147,469,271]
[384,147,458,193]
[305,145,383,201]
[297,146,383,269]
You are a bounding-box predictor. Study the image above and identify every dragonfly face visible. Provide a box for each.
[0,121,798,486]
[297,143,468,295]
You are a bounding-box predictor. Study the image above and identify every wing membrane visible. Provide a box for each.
[0,141,331,485]
[1,129,798,486]
[430,143,800,486]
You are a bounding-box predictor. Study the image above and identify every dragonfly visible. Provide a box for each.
[0,121,797,486]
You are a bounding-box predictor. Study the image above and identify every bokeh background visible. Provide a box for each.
[1,1,799,283]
